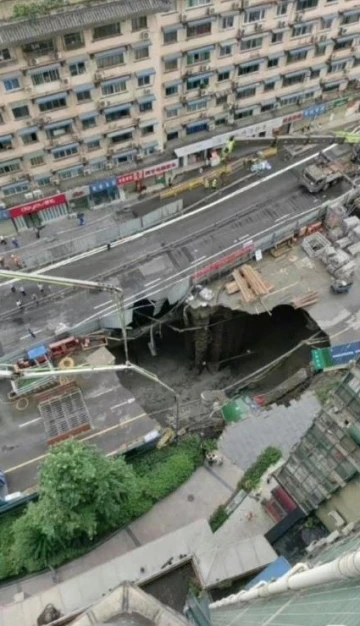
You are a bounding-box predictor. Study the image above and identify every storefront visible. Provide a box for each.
[9,194,69,231]
[89,177,118,206]
[116,159,179,195]
[65,186,90,213]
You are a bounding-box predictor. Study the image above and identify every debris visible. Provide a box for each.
[226,265,273,303]
[232,268,255,303]
[199,287,214,302]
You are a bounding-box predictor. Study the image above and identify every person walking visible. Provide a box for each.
[0,235,7,246]
[11,237,19,248]
[10,284,16,294]
[19,286,27,296]
[35,227,41,239]
[31,293,39,305]
[38,283,45,295]
[27,327,36,339]
[11,254,22,268]
[16,299,23,310]
[77,212,85,226]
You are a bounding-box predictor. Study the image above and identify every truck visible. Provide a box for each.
[301,161,348,193]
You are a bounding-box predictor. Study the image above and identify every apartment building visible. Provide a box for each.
[0,0,359,224]
[277,366,360,530]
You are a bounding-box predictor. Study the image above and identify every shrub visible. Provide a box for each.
[238,446,282,492]
[209,505,228,532]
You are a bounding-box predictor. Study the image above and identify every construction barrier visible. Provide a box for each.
[160,165,232,199]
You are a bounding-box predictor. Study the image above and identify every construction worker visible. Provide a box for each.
[211,178,218,190]
[204,178,210,190]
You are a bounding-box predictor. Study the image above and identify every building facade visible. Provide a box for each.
[277,366,360,528]
[0,0,358,214]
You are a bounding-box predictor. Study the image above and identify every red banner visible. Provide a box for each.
[9,194,67,218]
[193,242,254,281]
[116,159,178,186]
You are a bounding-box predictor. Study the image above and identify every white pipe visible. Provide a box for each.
[210,549,360,608]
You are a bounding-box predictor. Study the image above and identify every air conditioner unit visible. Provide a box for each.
[206,7,215,14]
[25,87,32,93]
[53,52,62,60]
[133,117,140,123]
[84,167,91,175]
[107,148,115,155]
[30,58,38,66]
[24,192,34,201]
[94,72,103,82]
[320,34,327,41]
[136,150,145,160]
[278,21,286,28]
[62,78,69,85]
[140,31,149,40]
[181,14,187,21]
[51,176,60,185]
[208,122,215,131]
[143,88,151,94]
[106,162,114,169]
[295,13,303,21]
[223,103,229,110]
[255,23,263,32]
[339,27,347,35]
[33,189,43,199]
[96,100,104,109]
[72,134,80,141]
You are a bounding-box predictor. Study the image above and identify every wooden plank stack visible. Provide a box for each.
[225,264,273,303]
[291,291,319,309]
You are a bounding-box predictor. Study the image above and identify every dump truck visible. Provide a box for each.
[301,162,345,193]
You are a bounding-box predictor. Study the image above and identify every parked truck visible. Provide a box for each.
[301,162,345,193]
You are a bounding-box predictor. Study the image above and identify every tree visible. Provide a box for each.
[11,440,140,570]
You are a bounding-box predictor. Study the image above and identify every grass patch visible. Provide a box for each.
[238,446,282,492]
[209,505,228,532]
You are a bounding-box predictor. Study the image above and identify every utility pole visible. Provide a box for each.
[0,269,180,439]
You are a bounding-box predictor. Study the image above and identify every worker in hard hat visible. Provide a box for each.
[204,178,210,190]
[211,178,218,190]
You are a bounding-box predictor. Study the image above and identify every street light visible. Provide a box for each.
[0,269,180,439]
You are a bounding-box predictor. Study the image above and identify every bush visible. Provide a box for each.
[238,446,282,492]
[209,505,228,532]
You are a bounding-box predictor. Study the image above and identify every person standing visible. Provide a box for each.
[35,227,41,239]
[204,178,210,191]
[38,283,45,295]
[16,299,23,310]
[0,235,7,246]
[10,284,16,294]
[31,293,39,305]
[211,178,218,190]
[27,327,36,339]
[11,237,19,248]
[19,286,27,296]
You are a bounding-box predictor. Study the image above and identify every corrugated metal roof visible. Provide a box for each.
[0,0,171,45]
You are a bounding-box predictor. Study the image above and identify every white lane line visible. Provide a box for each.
[110,398,135,411]
[144,278,162,287]
[20,328,44,340]
[0,147,329,287]
[93,299,113,310]
[19,417,42,428]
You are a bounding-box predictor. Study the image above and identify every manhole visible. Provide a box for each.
[187,494,195,502]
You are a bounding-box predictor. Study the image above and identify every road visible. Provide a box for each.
[0,146,351,357]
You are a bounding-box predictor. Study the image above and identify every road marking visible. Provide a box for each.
[0,147,331,288]
[93,299,113,310]
[143,278,162,287]
[19,417,41,428]
[110,398,135,411]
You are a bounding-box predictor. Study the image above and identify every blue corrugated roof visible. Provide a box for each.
[330,341,360,365]
[245,556,291,590]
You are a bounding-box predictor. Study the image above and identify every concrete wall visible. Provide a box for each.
[316,478,360,531]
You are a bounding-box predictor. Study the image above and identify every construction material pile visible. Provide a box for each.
[226,265,273,303]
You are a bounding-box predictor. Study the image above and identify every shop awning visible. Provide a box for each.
[35,92,67,104]
[107,127,134,138]
[105,103,131,114]
[79,111,98,120]
[73,83,94,92]
[95,47,125,59]
[46,119,73,130]
[28,63,60,75]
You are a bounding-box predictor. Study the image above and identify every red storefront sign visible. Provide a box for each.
[9,194,67,219]
[116,159,178,186]
[282,112,303,125]
[193,242,255,281]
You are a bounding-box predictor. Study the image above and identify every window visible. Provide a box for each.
[3,77,20,91]
[186,122,207,135]
[277,2,288,15]
[315,43,328,56]
[3,181,29,196]
[166,108,179,118]
[97,51,124,69]
[238,62,259,75]
[264,81,276,91]
[297,0,317,8]
[267,57,279,68]
[163,30,178,44]
[0,160,20,175]
[287,50,308,63]
[187,100,207,112]
[69,61,86,76]
[164,58,178,72]
[354,57,360,67]
[187,22,212,38]
[134,46,149,61]
[12,105,29,120]
[292,23,313,36]
[0,48,11,62]
[30,155,44,166]
[218,70,230,81]
[22,131,38,145]
[186,76,210,90]
[311,68,322,78]
[53,144,78,160]
[334,38,354,50]
[244,8,265,22]
[23,39,54,56]
[101,80,127,96]
[271,31,284,44]
[240,37,262,50]
[93,23,120,40]
[237,86,256,99]
[187,0,210,6]
[0,137,12,151]
[187,50,211,65]
[216,94,227,105]
[167,130,179,141]
[63,32,84,50]
[220,44,232,57]
[141,124,155,136]
[76,89,92,102]
[31,67,60,86]
[283,72,306,86]
[321,16,333,29]
[39,95,67,112]
[329,61,347,72]
[87,139,101,151]
[215,116,227,125]
[139,100,153,113]
[221,16,234,29]
[138,74,151,87]
[36,176,51,187]
[234,109,253,119]
[105,107,130,123]
[110,131,133,143]
[342,13,360,25]
[58,166,83,180]
[165,84,179,96]
[82,116,97,130]
[132,16,147,31]
[261,103,275,112]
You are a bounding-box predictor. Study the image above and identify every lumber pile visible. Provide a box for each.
[225,264,273,303]
[291,291,319,309]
